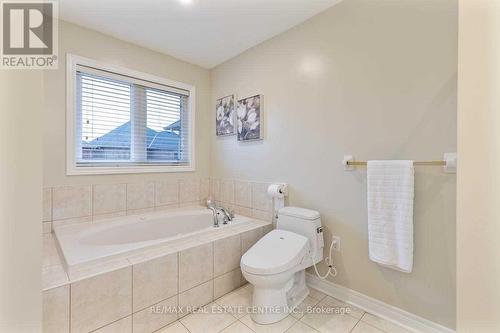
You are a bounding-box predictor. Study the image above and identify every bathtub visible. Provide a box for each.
[44,207,271,332]
[54,207,252,273]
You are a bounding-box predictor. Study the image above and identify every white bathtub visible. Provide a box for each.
[54,207,251,272]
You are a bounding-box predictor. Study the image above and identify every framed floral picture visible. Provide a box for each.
[215,95,236,136]
[237,94,263,141]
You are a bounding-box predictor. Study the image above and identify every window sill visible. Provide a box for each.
[67,165,195,175]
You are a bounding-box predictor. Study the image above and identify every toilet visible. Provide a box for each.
[241,207,324,324]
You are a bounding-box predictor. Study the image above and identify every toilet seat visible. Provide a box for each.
[241,230,309,275]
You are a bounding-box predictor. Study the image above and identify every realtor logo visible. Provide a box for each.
[1,0,58,69]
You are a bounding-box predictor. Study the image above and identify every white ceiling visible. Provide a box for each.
[59,0,342,68]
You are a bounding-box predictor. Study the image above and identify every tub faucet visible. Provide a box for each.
[218,206,234,224]
[206,200,234,227]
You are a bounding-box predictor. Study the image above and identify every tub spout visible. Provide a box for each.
[207,200,219,227]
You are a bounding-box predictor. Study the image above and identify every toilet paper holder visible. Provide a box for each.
[267,183,289,197]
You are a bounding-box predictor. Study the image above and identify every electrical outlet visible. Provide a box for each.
[331,236,341,251]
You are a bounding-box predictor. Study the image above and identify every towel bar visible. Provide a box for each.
[342,153,457,173]
[346,160,445,166]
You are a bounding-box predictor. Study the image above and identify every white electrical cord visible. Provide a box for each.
[312,239,338,280]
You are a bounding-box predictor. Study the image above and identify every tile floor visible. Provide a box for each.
[157,284,414,333]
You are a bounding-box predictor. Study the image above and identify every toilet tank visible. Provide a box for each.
[277,207,324,264]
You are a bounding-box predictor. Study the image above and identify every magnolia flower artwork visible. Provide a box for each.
[237,95,263,141]
[215,95,236,136]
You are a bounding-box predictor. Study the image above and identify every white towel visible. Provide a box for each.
[367,160,414,273]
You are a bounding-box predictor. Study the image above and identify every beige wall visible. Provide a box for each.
[43,20,211,187]
[211,0,457,328]
[457,0,500,332]
[0,71,43,331]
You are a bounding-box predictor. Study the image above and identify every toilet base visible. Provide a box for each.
[250,270,309,325]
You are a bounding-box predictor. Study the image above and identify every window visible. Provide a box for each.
[67,54,195,174]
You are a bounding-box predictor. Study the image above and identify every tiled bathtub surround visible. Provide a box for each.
[210,178,274,222]
[42,213,272,333]
[42,177,276,331]
[42,178,210,233]
[43,178,274,233]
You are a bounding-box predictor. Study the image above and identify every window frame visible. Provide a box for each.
[66,53,196,175]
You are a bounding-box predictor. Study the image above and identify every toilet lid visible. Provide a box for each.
[241,230,309,275]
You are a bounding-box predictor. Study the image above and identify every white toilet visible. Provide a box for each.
[241,207,324,324]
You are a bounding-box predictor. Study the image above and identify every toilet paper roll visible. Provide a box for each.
[268,184,287,217]
[267,184,285,198]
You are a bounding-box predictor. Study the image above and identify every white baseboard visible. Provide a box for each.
[305,273,455,333]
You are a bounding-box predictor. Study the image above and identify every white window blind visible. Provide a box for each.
[75,65,191,169]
